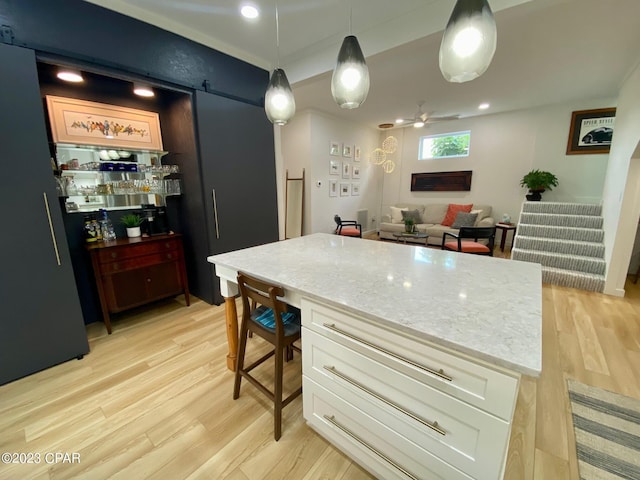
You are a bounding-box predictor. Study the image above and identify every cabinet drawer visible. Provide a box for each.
[303,377,474,480]
[304,328,510,480]
[100,251,179,274]
[301,298,519,421]
[97,239,181,263]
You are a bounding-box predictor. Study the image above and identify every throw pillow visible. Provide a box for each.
[442,204,473,226]
[390,206,408,223]
[401,209,422,224]
[451,212,478,229]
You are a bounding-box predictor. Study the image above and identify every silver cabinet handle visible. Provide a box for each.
[322,323,452,382]
[324,365,446,436]
[212,189,220,239]
[43,192,61,266]
[323,414,418,480]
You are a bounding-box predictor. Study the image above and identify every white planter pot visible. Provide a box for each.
[126,226,141,238]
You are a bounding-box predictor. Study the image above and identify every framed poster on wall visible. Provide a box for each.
[566,107,615,155]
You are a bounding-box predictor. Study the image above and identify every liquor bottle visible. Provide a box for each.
[98,209,116,241]
[83,215,99,243]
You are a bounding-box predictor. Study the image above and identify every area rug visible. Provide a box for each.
[567,379,640,479]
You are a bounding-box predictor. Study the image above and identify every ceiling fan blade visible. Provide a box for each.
[425,114,460,123]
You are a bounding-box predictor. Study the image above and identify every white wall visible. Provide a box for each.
[380,97,615,226]
[601,61,640,295]
[280,109,380,235]
[278,113,311,239]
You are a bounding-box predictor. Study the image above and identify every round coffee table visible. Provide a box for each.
[392,232,429,246]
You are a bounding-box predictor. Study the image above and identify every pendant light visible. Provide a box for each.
[264,4,295,125]
[439,0,497,83]
[331,7,369,109]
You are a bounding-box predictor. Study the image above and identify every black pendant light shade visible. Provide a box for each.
[331,35,370,109]
[265,68,296,125]
[439,0,497,83]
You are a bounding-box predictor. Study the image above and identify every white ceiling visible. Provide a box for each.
[86,0,640,129]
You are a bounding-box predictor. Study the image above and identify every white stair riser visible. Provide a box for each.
[517,224,604,242]
[514,237,604,258]
[520,213,603,229]
[512,249,605,275]
[522,202,602,216]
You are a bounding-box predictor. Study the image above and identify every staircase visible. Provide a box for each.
[511,202,606,292]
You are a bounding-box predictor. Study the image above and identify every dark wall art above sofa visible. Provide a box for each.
[410,171,473,192]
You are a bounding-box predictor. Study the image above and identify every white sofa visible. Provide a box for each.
[379,203,495,246]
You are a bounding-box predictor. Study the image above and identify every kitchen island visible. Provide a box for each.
[207,233,542,479]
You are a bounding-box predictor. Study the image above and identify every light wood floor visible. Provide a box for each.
[1,245,639,479]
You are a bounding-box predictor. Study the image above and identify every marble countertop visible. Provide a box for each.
[208,233,542,377]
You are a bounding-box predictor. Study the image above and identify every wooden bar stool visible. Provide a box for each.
[234,272,302,441]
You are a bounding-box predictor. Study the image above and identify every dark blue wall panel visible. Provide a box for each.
[0,0,268,104]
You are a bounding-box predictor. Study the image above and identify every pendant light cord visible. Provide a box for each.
[275,3,281,67]
[349,6,352,34]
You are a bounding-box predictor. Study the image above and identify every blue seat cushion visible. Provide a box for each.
[251,305,301,336]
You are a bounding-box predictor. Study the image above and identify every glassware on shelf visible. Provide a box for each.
[66,178,78,195]
[164,179,181,195]
[55,177,67,196]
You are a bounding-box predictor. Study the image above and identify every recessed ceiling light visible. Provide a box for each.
[57,69,83,83]
[240,5,259,19]
[395,118,404,124]
[133,83,154,97]
[478,103,490,110]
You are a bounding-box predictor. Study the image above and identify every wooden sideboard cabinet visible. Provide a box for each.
[88,234,190,333]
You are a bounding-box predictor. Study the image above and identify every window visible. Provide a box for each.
[419,130,470,160]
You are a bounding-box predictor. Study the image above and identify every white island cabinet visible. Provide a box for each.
[208,233,542,480]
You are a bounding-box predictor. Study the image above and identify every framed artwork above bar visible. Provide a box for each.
[46,95,163,151]
[410,170,472,192]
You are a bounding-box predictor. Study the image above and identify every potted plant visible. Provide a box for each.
[404,218,416,233]
[520,169,559,201]
[120,213,143,238]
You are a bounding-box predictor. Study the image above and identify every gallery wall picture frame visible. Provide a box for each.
[342,144,352,158]
[354,145,361,161]
[566,107,616,155]
[46,95,163,150]
[351,183,360,196]
[342,162,351,179]
[329,179,338,197]
[352,165,361,179]
[330,141,341,156]
[330,160,340,175]
[340,183,350,196]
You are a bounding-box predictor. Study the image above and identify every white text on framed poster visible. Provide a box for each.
[46,96,163,151]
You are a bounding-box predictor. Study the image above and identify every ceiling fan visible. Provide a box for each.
[395,101,460,128]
